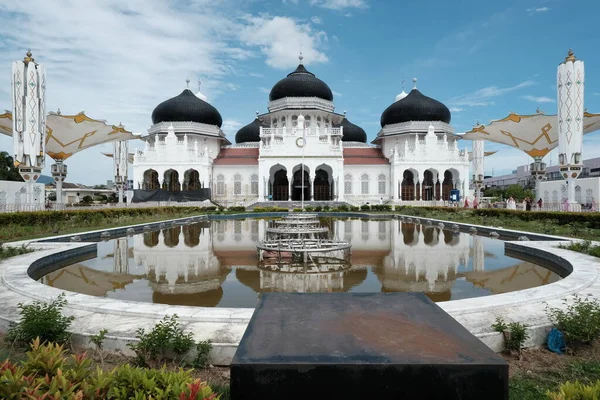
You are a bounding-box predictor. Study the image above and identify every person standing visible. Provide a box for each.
[525,197,532,211]
[537,198,543,210]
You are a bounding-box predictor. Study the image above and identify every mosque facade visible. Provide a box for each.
[132,56,470,205]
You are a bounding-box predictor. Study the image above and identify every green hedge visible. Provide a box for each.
[0,206,208,227]
[394,206,600,229]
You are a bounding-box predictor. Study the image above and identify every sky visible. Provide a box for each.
[0,0,599,184]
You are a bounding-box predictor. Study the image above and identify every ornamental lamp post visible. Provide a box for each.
[113,139,128,203]
[11,50,46,205]
[471,139,484,200]
[557,49,584,211]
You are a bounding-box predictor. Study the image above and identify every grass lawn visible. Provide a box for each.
[508,340,600,399]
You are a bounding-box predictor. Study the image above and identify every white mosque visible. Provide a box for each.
[132,54,470,205]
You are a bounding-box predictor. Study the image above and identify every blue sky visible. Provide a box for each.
[0,0,599,184]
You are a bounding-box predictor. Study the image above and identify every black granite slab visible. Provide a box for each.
[231,292,508,400]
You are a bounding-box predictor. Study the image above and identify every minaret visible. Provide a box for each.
[113,139,128,203]
[12,50,46,203]
[557,49,584,209]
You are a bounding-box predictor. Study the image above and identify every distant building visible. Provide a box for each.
[483,157,600,190]
[46,182,116,204]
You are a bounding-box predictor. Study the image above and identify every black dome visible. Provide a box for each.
[269,64,333,102]
[335,118,367,143]
[380,89,451,128]
[152,89,223,127]
[235,118,265,144]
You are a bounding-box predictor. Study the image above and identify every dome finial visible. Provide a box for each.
[402,79,405,91]
[23,49,34,65]
[565,48,576,62]
[412,77,417,89]
[198,80,201,91]
[185,78,190,88]
[256,110,259,118]
[344,110,347,116]
[299,51,304,64]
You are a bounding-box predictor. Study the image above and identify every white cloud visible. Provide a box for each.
[221,119,244,136]
[449,107,464,112]
[332,90,342,97]
[259,87,271,93]
[526,7,550,13]
[309,0,368,10]
[522,95,555,103]
[241,16,328,69]
[448,80,536,107]
[0,1,333,184]
[311,16,323,24]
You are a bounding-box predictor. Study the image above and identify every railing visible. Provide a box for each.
[261,127,342,137]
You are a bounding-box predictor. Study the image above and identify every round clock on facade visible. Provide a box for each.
[296,137,306,147]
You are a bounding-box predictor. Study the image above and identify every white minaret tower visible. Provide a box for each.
[113,140,129,203]
[471,140,484,200]
[557,49,584,210]
[12,50,46,204]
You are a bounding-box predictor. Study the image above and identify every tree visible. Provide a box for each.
[504,184,534,201]
[0,151,22,182]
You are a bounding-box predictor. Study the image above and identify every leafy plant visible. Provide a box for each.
[194,340,213,369]
[6,293,75,347]
[0,339,220,399]
[228,206,246,212]
[90,328,108,367]
[492,317,529,354]
[0,243,34,260]
[546,380,600,399]
[128,315,195,367]
[546,295,600,349]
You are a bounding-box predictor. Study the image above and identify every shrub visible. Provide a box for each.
[128,315,195,367]
[360,204,371,211]
[546,380,600,399]
[336,204,348,212]
[546,295,600,348]
[0,339,220,400]
[6,293,75,347]
[253,206,288,213]
[228,206,246,212]
[492,317,529,353]
[204,206,217,211]
[349,206,359,211]
[313,206,323,212]
[323,205,330,211]
[304,206,314,212]
[292,208,303,212]
[194,340,213,368]
[0,243,33,260]
[560,240,600,258]
[81,195,93,203]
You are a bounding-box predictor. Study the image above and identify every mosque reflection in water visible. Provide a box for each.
[40,219,560,307]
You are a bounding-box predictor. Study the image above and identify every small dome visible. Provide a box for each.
[235,118,266,144]
[152,89,223,127]
[380,88,451,128]
[395,90,408,102]
[335,118,367,143]
[269,63,333,102]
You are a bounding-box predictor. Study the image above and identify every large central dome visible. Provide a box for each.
[269,62,333,102]
[380,88,451,128]
[152,89,223,127]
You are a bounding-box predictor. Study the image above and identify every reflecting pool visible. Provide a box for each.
[40,218,561,307]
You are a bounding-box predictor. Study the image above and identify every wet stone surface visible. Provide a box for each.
[231,292,508,400]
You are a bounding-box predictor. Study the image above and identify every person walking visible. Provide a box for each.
[525,197,532,211]
[537,198,543,210]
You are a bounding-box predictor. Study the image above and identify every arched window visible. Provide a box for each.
[251,174,259,195]
[344,174,352,195]
[552,190,558,203]
[585,189,593,205]
[234,174,242,195]
[378,174,386,195]
[575,185,582,203]
[292,115,298,127]
[543,190,549,204]
[361,174,369,195]
[216,174,225,195]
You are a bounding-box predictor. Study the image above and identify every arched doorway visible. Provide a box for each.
[163,169,180,192]
[314,169,331,201]
[184,169,201,191]
[442,170,454,201]
[401,170,415,200]
[421,170,435,201]
[272,170,289,201]
[292,169,310,201]
[143,169,159,190]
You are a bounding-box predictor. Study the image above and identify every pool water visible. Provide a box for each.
[40,218,560,307]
